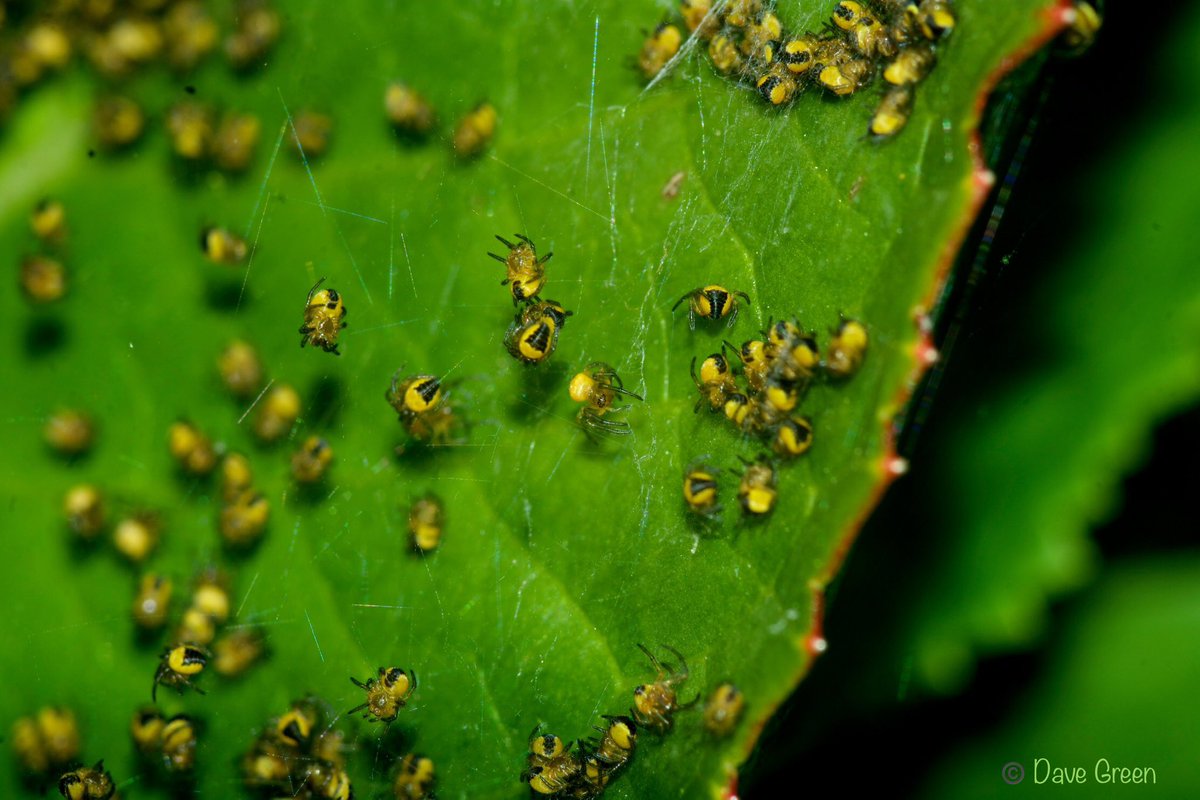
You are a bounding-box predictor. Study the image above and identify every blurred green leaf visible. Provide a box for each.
[899,1,1200,694]
[0,1,1060,797]
[918,555,1200,798]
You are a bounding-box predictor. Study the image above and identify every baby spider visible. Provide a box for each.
[631,643,697,732]
[521,727,581,795]
[152,644,208,701]
[690,351,737,412]
[299,277,348,355]
[487,233,551,304]
[347,666,416,723]
[568,361,643,438]
[673,285,751,330]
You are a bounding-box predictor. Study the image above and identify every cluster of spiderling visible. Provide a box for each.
[523,644,747,798]
[10,707,84,793]
[21,198,69,304]
[385,79,498,160]
[0,0,281,159]
[642,0,957,139]
[12,705,119,800]
[680,298,868,520]
[239,696,356,799]
[490,233,646,438]
[130,707,199,781]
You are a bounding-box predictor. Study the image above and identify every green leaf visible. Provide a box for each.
[0,1,1061,797]
[850,0,1200,700]
[918,555,1200,798]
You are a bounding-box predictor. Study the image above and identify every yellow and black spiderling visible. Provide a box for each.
[32,198,67,244]
[176,607,217,649]
[225,0,282,71]
[756,63,800,106]
[765,319,820,382]
[683,462,720,518]
[200,225,247,265]
[824,317,869,377]
[304,761,353,800]
[772,415,814,458]
[160,714,198,773]
[21,255,68,304]
[113,514,161,564]
[691,352,737,412]
[851,13,898,59]
[394,753,436,799]
[569,361,644,438]
[64,484,105,541]
[386,368,462,446]
[220,452,254,502]
[348,666,416,723]
[780,35,817,74]
[314,728,348,768]
[21,254,67,303]
[253,383,301,443]
[57,760,115,800]
[163,2,220,71]
[638,22,682,80]
[93,94,145,150]
[299,277,348,355]
[724,337,770,393]
[289,109,333,160]
[631,643,696,732]
[1060,1,1101,56]
[740,10,783,59]
[274,698,320,749]
[153,644,208,701]
[291,435,333,483]
[818,58,873,96]
[681,0,718,38]
[738,456,778,516]
[133,573,173,632]
[219,489,269,548]
[723,392,755,434]
[409,493,444,553]
[708,32,745,75]
[488,232,552,304]
[13,707,80,776]
[218,340,264,399]
[883,42,936,85]
[168,419,218,476]
[192,568,232,624]
[168,102,214,161]
[590,715,636,770]
[723,0,763,28]
[241,731,291,789]
[386,82,436,136]
[213,627,267,678]
[703,682,745,737]
[453,101,497,159]
[386,370,443,422]
[831,0,867,31]
[915,0,956,41]
[504,299,572,365]
[212,111,261,173]
[673,285,751,330]
[130,707,165,757]
[522,728,581,796]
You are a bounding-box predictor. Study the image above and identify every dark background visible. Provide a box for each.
[744,1,1199,794]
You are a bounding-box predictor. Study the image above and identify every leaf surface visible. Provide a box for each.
[0,1,1062,796]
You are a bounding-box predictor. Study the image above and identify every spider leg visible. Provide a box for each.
[305,276,326,305]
